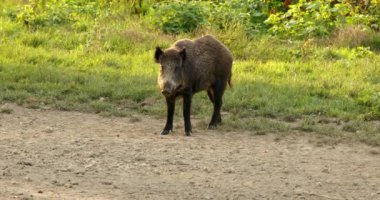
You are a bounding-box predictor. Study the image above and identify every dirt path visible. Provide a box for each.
[0,104,379,200]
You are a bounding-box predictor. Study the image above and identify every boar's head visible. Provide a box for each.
[154,47,186,97]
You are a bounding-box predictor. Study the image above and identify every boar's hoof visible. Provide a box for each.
[208,124,217,130]
[160,129,171,135]
[185,131,192,136]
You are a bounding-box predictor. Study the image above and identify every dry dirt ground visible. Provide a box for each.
[0,103,379,200]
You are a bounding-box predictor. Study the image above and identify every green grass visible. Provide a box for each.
[0,1,380,145]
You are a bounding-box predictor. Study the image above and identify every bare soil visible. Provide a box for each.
[0,103,379,200]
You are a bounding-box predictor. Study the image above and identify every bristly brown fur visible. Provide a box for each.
[171,34,233,93]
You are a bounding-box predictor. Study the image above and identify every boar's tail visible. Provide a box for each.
[227,73,232,88]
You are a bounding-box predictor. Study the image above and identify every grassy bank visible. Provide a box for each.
[1,1,379,145]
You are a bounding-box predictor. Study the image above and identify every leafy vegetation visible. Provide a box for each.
[266,0,380,38]
[151,1,205,33]
[147,0,380,36]
[0,0,380,145]
[8,0,113,30]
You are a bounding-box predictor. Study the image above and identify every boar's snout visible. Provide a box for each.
[161,83,174,97]
[161,89,171,96]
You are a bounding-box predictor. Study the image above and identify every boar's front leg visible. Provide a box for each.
[183,92,193,136]
[161,97,175,135]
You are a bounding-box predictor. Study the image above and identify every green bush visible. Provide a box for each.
[150,0,285,34]
[151,1,205,34]
[265,0,380,38]
[12,0,113,29]
[10,0,379,38]
[203,0,284,33]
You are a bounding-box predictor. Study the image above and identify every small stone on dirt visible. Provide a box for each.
[174,160,187,165]
[225,168,235,174]
[243,181,254,188]
[369,149,379,155]
[101,181,113,185]
[24,177,32,182]
[2,169,12,176]
[203,167,211,173]
[17,161,33,166]
[51,180,64,186]
[322,168,329,173]
[0,107,13,114]
[134,155,146,162]
[74,170,85,175]
[43,127,54,133]
[21,195,33,200]
[60,167,74,172]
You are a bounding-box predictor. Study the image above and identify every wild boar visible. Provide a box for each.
[154,35,233,136]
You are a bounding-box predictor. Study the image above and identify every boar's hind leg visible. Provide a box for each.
[207,89,215,103]
[161,97,175,135]
[208,79,226,129]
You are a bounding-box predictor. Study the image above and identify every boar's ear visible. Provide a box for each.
[154,47,163,63]
[179,48,186,61]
